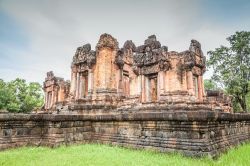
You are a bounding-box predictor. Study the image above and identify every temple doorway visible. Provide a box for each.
[80,71,88,98]
[148,74,157,102]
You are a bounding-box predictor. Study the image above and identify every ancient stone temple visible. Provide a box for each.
[42,33,222,112]
[43,71,70,110]
[2,34,250,158]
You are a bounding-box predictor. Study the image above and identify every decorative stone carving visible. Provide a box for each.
[87,52,96,69]
[46,71,54,80]
[96,33,119,50]
[159,59,171,71]
[144,35,161,49]
[72,43,96,68]
[115,49,124,69]
[183,51,196,70]
[132,35,170,75]
[132,65,139,75]
[123,40,136,52]
[188,40,206,73]
[189,39,203,56]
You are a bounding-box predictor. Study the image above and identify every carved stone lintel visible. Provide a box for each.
[132,35,171,75]
[72,43,96,69]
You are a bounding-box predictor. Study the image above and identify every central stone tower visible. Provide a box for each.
[93,34,120,104]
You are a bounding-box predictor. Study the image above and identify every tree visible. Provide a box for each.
[204,79,218,91]
[207,31,250,112]
[0,78,44,113]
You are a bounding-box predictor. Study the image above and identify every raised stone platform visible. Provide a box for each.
[1,111,250,157]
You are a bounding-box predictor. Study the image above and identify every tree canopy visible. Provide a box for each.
[204,79,218,91]
[0,78,44,113]
[207,31,250,112]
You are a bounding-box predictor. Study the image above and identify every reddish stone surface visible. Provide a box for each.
[0,111,250,157]
[42,34,231,113]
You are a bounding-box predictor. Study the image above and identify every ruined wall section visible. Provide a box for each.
[0,112,250,157]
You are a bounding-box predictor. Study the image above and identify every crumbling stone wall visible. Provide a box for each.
[1,111,250,157]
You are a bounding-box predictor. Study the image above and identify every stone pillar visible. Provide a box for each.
[187,70,194,95]
[118,69,123,94]
[75,72,80,99]
[79,73,83,99]
[44,92,47,109]
[165,71,169,92]
[88,69,93,95]
[145,77,150,102]
[201,76,205,97]
[50,91,54,108]
[138,75,142,97]
[158,71,165,95]
[58,87,61,102]
[70,72,77,96]
[46,92,50,109]
[198,76,203,100]
[141,75,145,102]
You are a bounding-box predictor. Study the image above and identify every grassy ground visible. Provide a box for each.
[0,143,250,166]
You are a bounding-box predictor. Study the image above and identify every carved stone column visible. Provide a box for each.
[50,91,54,109]
[75,72,80,99]
[201,76,205,98]
[137,75,142,98]
[164,71,169,92]
[145,76,150,102]
[88,69,93,96]
[70,71,77,97]
[187,70,194,95]
[141,75,145,102]
[79,73,83,99]
[58,87,62,102]
[118,69,123,94]
[48,92,51,109]
[158,71,165,95]
[198,76,203,100]
[44,92,47,109]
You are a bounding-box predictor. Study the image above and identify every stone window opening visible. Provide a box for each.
[147,74,158,102]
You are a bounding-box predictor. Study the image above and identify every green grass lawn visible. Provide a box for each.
[0,143,250,166]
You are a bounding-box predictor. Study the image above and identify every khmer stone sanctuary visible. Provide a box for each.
[0,34,249,157]
[43,34,231,113]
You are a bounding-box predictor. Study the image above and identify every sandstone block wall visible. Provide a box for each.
[0,112,250,157]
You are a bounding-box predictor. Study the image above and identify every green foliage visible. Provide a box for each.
[1,143,250,166]
[0,78,44,113]
[207,31,250,112]
[204,79,218,91]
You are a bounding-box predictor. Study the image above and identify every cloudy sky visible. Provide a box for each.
[0,0,250,84]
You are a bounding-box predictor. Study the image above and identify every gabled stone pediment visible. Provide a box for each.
[72,43,96,68]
